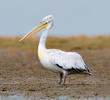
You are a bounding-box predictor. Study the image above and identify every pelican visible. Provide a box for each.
[19,15,92,85]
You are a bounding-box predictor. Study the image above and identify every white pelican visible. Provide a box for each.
[19,15,92,85]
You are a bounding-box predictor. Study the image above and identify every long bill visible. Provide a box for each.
[19,21,48,42]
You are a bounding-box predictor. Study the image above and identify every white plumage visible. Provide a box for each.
[48,49,86,70]
[19,15,92,85]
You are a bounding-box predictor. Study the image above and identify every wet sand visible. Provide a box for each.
[0,48,110,99]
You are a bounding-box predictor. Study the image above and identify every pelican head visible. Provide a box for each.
[42,15,54,29]
[19,15,54,42]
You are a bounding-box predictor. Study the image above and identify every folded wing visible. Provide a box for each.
[48,49,90,74]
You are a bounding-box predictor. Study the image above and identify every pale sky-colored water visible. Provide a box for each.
[0,94,110,100]
[0,0,110,36]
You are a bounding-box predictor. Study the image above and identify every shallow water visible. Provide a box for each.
[0,92,109,100]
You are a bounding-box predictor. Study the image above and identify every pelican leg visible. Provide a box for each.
[61,75,66,86]
[57,73,63,85]
[61,71,67,86]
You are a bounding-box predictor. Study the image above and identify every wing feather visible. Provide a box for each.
[47,49,89,72]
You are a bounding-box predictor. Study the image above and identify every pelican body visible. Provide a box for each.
[19,15,92,85]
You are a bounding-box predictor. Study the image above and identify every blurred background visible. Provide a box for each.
[0,0,110,36]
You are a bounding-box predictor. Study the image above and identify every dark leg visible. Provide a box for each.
[57,73,63,85]
[61,71,67,86]
[61,74,66,86]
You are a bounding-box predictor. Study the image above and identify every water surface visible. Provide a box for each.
[0,92,109,100]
